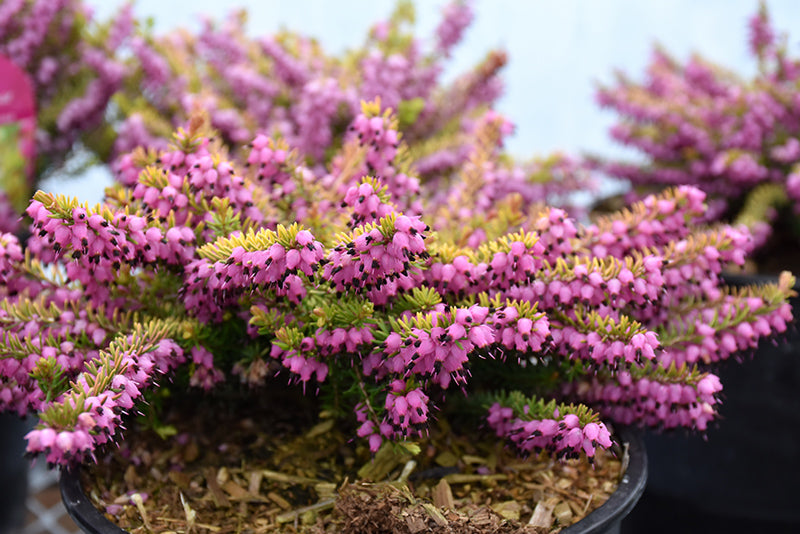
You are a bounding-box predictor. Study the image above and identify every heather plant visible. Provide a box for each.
[0,100,793,469]
[108,1,592,212]
[0,0,594,243]
[112,1,490,166]
[594,3,800,255]
[1,0,593,233]
[0,0,133,231]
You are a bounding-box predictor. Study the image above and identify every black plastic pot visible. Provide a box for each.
[61,428,646,534]
[60,466,125,534]
[623,274,800,534]
[0,414,30,533]
[560,427,647,534]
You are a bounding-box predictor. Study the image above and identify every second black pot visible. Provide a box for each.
[624,274,800,534]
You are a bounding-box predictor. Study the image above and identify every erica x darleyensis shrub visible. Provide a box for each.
[1,100,793,467]
[1,0,592,237]
[112,1,488,165]
[594,2,800,250]
[595,4,800,256]
[109,1,592,211]
[0,0,133,231]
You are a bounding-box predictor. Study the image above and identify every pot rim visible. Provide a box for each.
[560,425,647,534]
[61,426,647,534]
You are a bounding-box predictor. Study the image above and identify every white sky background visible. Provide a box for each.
[52,0,800,201]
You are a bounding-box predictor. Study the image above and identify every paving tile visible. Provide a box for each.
[20,465,81,534]
[56,514,79,533]
[35,486,62,510]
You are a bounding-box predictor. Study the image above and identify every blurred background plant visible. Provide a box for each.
[105,0,594,216]
[1,0,599,234]
[0,0,134,233]
[593,2,800,272]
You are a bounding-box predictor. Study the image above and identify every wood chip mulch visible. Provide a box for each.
[81,389,622,533]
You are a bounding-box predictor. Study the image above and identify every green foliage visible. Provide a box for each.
[311,296,375,329]
[391,307,454,335]
[206,198,245,239]
[490,390,603,426]
[0,331,67,361]
[0,295,66,326]
[273,326,305,352]
[397,98,426,129]
[0,295,135,340]
[733,182,789,229]
[563,308,647,342]
[32,190,128,227]
[172,118,209,154]
[249,306,287,336]
[17,254,68,287]
[544,254,648,283]
[0,123,30,213]
[393,286,443,314]
[197,223,308,263]
[38,318,184,430]
[29,357,69,403]
[627,360,706,385]
[137,165,171,190]
[477,294,543,320]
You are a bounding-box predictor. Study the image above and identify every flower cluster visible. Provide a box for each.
[487,399,613,460]
[184,224,324,321]
[564,368,723,431]
[341,180,396,228]
[322,213,428,304]
[24,324,185,465]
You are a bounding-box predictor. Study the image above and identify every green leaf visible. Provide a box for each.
[154,423,178,440]
[206,197,244,238]
[396,441,421,456]
[397,98,425,129]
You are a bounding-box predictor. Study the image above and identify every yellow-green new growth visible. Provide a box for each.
[478,294,544,321]
[0,295,134,337]
[733,182,789,229]
[311,297,376,329]
[495,391,603,426]
[197,223,310,263]
[37,318,185,430]
[563,309,650,342]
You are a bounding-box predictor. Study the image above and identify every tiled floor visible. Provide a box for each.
[17,464,80,534]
